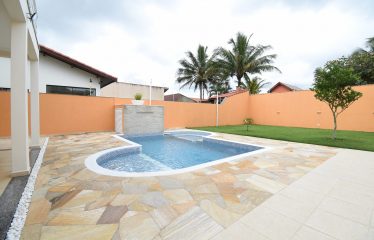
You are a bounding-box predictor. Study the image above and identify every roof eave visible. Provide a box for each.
[39,45,118,87]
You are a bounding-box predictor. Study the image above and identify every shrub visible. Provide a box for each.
[243,118,254,131]
[134,93,142,100]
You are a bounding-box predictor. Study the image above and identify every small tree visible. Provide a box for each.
[312,58,362,139]
[243,118,254,131]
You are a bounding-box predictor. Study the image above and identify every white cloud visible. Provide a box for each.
[37,0,374,97]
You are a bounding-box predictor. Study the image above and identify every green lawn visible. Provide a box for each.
[193,125,374,152]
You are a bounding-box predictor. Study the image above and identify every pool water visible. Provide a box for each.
[98,131,262,173]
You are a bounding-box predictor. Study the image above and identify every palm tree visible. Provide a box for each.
[208,78,232,97]
[355,37,374,53]
[215,32,280,87]
[176,45,216,100]
[366,37,374,52]
[241,76,269,94]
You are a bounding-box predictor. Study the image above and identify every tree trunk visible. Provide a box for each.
[199,84,202,100]
[332,112,337,140]
[236,75,242,87]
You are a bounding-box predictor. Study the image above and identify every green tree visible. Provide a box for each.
[355,37,374,53]
[208,82,231,97]
[176,45,216,100]
[240,76,269,94]
[347,53,374,84]
[347,37,374,84]
[215,32,280,87]
[208,72,232,97]
[312,58,363,139]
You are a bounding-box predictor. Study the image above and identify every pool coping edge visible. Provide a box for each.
[84,130,271,177]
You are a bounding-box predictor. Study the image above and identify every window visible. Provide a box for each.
[0,88,10,92]
[46,85,96,96]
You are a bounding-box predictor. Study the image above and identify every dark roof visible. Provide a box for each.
[39,45,117,88]
[164,93,197,102]
[268,82,302,93]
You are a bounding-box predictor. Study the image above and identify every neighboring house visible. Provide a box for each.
[268,82,302,93]
[208,88,247,104]
[101,82,168,101]
[191,98,209,103]
[0,45,117,96]
[164,93,197,103]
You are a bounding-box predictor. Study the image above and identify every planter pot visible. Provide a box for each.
[131,100,144,105]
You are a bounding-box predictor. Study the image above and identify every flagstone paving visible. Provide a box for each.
[20,132,336,240]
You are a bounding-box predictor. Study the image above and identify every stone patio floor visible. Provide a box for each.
[19,132,374,239]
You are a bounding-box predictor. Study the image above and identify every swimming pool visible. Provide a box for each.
[85,130,267,177]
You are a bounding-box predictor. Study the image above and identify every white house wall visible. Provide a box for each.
[0,55,101,95]
[101,82,165,100]
[0,57,11,87]
[39,55,101,95]
[0,57,31,89]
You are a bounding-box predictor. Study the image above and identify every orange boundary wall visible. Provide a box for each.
[114,91,250,129]
[0,91,250,136]
[247,85,374,132]
[0,84,373,137]
[0,92,11,136]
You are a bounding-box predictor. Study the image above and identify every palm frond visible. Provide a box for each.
[176,44,218,100]
[215,32,280,87]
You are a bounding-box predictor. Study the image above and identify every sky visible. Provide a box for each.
[36,0,374,97]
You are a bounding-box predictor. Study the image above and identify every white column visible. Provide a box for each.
[216,90,219,127]
[10,22,30,176]
[149,79,152,105]
[30,60,40,147]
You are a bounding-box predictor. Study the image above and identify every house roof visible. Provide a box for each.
[164,93,197,102]
[39,45,117,88]
[268,82,302,93]
[105,82,169,92]
[191,98,209,102]
[209,88,247,99]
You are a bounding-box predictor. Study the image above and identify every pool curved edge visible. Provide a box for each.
[84,130,271,177]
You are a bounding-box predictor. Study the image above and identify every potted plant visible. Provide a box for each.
[132,93,144,105]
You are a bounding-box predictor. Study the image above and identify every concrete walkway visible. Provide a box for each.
[212,149,374,240]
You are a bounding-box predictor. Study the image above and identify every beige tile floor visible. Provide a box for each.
[19,132,340,240]
[213,149,374,240]
[0,149,11,195]
[0,138,12,195]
